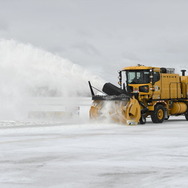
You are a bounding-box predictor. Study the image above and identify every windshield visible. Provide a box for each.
[126,70,150,84]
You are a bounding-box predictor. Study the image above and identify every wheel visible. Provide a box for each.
[151,104,165,123]
[185,111,188,120]
[140,115,146,124]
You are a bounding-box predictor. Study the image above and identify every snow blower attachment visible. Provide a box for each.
[89,82,141,125]
[89,65,188,125]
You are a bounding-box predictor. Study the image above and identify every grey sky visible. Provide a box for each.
[1,0,188,82]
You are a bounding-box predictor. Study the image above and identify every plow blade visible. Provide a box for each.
[90,96,141,125]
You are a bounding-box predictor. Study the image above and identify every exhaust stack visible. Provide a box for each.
[181,70,186,76]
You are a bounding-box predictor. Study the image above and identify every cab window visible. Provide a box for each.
[126,70,150,84]
[153,72,160,83]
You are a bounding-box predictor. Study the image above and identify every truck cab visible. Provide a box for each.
[120,65,160,100]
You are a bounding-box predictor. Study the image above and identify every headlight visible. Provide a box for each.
[139,85,149,92]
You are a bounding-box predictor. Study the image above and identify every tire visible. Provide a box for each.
[151,104,165,123]
[140,115,146,124]
[185,111,188,120]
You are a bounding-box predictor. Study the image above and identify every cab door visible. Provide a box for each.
[152,72,161,99]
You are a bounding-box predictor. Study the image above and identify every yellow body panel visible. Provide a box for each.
[160,74,181,99]
[152,80,161,99]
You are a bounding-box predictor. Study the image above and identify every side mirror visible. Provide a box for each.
[118,71,122,88]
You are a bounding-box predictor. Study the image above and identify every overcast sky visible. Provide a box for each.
[1,0,188,82]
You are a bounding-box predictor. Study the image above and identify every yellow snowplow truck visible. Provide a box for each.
[89,65,188,125]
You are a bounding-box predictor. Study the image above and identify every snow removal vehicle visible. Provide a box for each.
[89,65,188,125]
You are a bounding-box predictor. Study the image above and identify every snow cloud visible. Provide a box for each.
[0,39,104,119]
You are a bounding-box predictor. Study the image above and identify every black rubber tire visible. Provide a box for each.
[140,115,146,124]
[151,104,165,123]
[185,111,188,120]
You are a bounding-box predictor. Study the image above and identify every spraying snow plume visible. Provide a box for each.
[0,39,104,120]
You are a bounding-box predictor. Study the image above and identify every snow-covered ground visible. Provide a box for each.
[0,116,188,188]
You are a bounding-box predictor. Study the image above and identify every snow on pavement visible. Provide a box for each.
[0,118,188,188]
